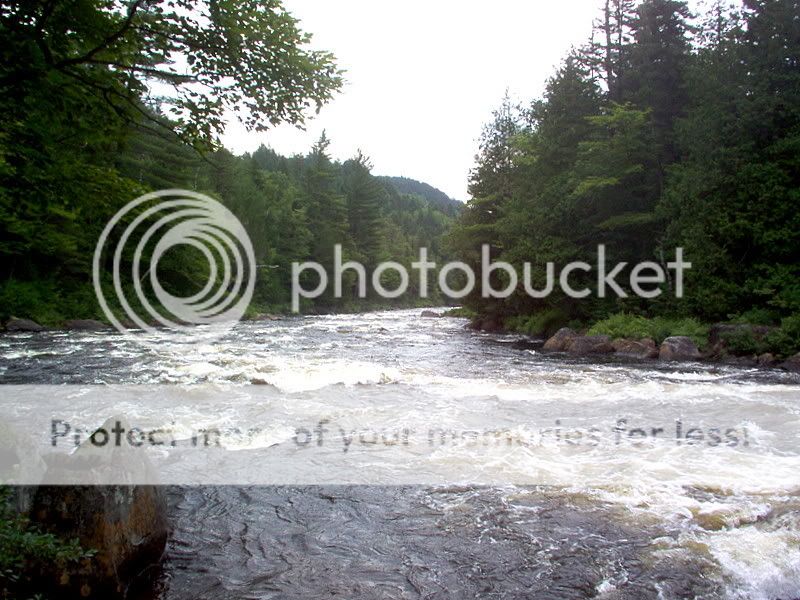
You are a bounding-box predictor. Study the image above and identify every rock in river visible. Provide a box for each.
[659,336,701,361]
[613,338,659,359]
[542,327,579,352]
[5,317,45,332]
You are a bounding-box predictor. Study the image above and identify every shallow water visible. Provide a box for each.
[1,309,799,599]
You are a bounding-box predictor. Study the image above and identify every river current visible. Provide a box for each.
[1,309,799,599]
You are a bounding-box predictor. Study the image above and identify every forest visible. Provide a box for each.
[449,0,800,354]
[0,0,460,323]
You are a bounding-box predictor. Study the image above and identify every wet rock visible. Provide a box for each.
[30,417,168,598]
[469,316,503,332]
[757,353,777,367]
[64,319,110,331]
[251,313,282,322]
[567,335,614,355]
[780,353,800,373]
[659,336,701,361]
[613,338,659,359]
[542,327,579,352]
[420,310,443,318]
[5,317,45,332]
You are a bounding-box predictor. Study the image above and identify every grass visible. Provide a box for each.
[587,313,709,348]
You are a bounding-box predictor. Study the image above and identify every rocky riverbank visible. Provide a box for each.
[466,316,800,373]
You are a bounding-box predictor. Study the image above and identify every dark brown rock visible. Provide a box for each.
[5,317,45,332]
[542,328,579,352]
[64,319,110,331]
[612,338,659,359]
[567,335,614,355]
[29,417,168,598]
[659,336,701,361]
[757,353,777,367]
[780,353,800,373]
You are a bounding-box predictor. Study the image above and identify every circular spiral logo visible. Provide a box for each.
[92,189,255,343]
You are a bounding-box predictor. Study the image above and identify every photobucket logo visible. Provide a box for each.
[92,189,255,343]
[292,245,691,311]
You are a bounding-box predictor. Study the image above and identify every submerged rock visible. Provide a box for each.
[5,317,45,332]
[64,319,110,331]
[613,337,659,359]
[567,335,614,355]
[420,310,443,318]
[659,336,701,361]
[542,328,579,352]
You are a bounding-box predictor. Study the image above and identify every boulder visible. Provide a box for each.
[5,317,45,332]
[420,310,443,318]
[659,336,701,361]
[469,316,503,332]
[64,319,110,331]
[567,335,614,355]
[30,485,167,598]
[542,328,579,352]
[780,353,800,373]
[612,338,659,359]
[29,417,168,598]
[757,353,777,367]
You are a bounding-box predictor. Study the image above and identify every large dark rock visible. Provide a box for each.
[567,335,614,355]
[5,317,45,332]
[781,353,800,373]
[612,338,659,359]
[64,319,110,331]
[542,328,579,352]
[468,316,503,332]
[29,417,168,598]
[659,336,701,361]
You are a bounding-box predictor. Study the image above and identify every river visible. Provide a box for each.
[1,309,799,599]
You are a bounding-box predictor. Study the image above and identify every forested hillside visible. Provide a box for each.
[0,1,459,323]
[450,0,800,347]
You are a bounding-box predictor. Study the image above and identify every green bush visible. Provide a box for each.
[442,307,477,319]
[506,309,568,337]
[763,315,800,357]
[721,329,765,356]
[588,313,709,347]
[0,488,94,598]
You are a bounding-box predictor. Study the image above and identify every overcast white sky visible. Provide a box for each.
[222,0,602,200]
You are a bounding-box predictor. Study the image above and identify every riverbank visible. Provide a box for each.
[457,310,800,373]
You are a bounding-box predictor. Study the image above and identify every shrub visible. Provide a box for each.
[506,309,568,337]
[0,488,94,597]
[443,307,477,319]
[588,313,709,347]
[764,315,800,357]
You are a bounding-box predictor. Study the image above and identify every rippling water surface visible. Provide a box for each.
[1,309,799,599]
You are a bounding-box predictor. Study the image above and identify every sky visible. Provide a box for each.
[221,0,602,201]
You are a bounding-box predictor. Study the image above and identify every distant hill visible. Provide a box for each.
[378,176,463,217]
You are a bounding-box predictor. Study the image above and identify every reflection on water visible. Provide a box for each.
[2,309,799,599]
